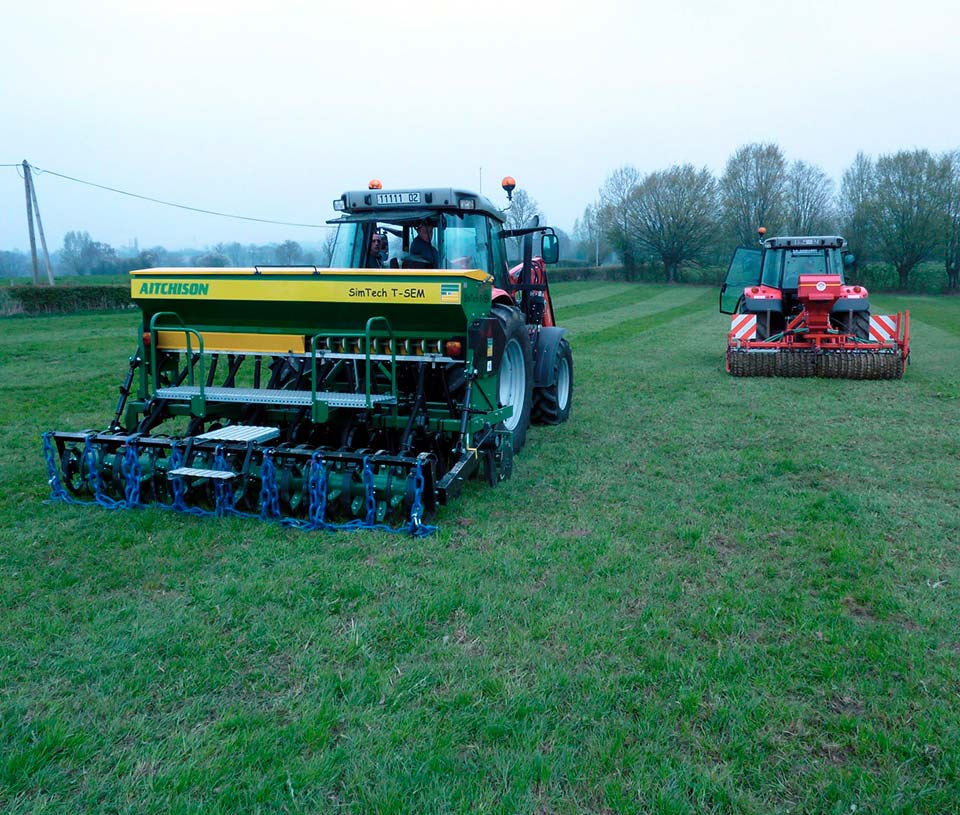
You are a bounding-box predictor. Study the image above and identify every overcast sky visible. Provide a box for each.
[2,0,957,253]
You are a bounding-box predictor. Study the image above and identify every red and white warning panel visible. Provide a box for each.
[729,313,757,341]
[869,315,898,343]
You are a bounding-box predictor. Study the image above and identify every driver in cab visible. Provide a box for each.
[407,219,439,268]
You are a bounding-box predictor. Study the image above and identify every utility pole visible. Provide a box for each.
[22,161,55,285]
[27,164,55,284]
[23,161,40,284]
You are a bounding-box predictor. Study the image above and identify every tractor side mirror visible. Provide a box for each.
[843,252,855,267]
[541,234,559,264]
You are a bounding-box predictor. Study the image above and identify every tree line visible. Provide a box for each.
[0,232,338,280]
[3,149,957,293]
[571,143,960,292]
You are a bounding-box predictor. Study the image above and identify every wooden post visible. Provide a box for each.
[22,160,40,285]
[26,165,56,285]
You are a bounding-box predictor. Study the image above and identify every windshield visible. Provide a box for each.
[327,212,496,274]
[441,213,491,272]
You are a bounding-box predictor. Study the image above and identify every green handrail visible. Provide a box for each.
[364,317,396,410]
[148,312,205,397]
[310,316,396,414]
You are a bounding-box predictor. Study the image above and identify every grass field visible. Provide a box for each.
[1,283,958,814]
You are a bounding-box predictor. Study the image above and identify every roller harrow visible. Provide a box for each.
[727,348,905,379]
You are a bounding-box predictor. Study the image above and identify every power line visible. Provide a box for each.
[14,162,333,229]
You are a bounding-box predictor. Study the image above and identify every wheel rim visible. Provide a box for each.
[62,448,85,494]
[499,337,525,431]
[556,355,571,411]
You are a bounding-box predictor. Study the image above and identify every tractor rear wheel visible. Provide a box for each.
[833,310,871,339]
[853,311,870,340]
[533,338,573,425]
[491,304,533,454]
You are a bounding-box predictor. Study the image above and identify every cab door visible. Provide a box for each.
[719,247,763,314]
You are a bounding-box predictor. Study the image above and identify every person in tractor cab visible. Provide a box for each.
[367,232,387,268]
[406,219,439,268]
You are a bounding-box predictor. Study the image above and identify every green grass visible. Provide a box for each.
[1,285,959,814]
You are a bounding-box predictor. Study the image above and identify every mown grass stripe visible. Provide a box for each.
[550,282,639,309]
[552,283,670,322]
[872,294,960,338]
[577,287,716,345]
[561,287,707,338]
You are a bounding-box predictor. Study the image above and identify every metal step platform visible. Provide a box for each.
[168,467,236,480]
[195,425,280,443]
[154,386,396,408]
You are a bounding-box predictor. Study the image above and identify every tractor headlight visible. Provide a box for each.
[333,199,346,211]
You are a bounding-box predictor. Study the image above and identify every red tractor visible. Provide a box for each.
[719,233,909,379]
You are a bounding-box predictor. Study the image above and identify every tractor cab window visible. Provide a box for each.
[828,248,847,280]
[440,213,492,273]
[761,249,782,288]
[329,222,362,269]
[780,250,829,290]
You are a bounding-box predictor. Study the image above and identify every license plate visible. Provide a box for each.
[377,191,421,205]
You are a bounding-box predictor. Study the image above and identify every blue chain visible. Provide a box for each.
[259,451,281,519]
[83,435,125,509]
[307,451,329,529]
[213,445,234,516]
[82,435,103,499]
[121,441,142,508]
[170,442,187,511]
[41,432,70,503]
[362,456,377,525]
[408,458,437,537]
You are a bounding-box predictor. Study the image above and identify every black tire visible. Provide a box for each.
[853,310,870,340]
[491,304,533,454]
[533,338,573,425]
[832,310,871,339]
[739,299,780,341]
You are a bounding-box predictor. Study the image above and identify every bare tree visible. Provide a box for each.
[868,149,948,289]
[625,164,717,283]
[785,160,835,235]
[599,165,641,268]
[837,152,874,274]
[318,230,337,267]
[60,231,118,276]
[944,150,960,290]
[720,143,787,246]
[275,240,303,265]
[572,202,606,266]
[215,241,245,265]
[504,189,542,260]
